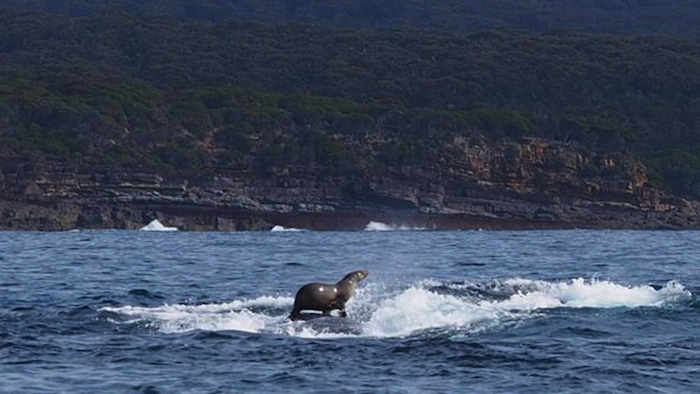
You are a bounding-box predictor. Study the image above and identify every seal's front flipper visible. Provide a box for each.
[288,308,301,321]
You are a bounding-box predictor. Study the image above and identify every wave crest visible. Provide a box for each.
[270,225,304,232]
[491,278,690,309]
[364,221,426,231]
[101,296,293,334]
[139,220,178,232]
[102,278,692,338]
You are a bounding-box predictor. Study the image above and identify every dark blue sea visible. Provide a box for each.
[2,225,700,393]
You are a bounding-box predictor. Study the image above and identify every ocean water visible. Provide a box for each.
[1,228,699,393]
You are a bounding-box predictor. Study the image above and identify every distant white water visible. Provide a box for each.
[364,221,426,231]
[270,225,304,232]
[139,220,178,232]
[103,278,691,339]
[483,278,688,310]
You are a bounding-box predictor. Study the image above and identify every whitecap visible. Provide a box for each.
[139,219,178,232]
[492,278,691,310]
[101,296,293,334]
[270,225,304,232]
[103,279,691,339]
[364,287,507,337]
[364,221,425,231]
[362,279,690,338]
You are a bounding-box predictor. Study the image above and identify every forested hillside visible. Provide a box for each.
[1,9,700,197]
[2,0,700,35]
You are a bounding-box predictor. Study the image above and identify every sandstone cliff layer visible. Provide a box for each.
[1,138,698,230]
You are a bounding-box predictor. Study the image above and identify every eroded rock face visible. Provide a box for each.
[0,139,698,230]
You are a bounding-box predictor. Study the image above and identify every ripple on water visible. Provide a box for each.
[2,230,700,393]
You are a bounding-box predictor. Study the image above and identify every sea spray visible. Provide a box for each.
[364,221,426,231]
[487,278,692,310]
[270,225,304,232]
[102,296,293,334]
[139,220,178,232]
[364,287,506,337]
[103,278,691,339]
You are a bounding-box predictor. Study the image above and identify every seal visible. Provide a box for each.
[288,270,369,321]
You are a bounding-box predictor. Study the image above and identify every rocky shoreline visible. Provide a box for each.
[1,195,697,231]
[2,139,699,231]
[1,177,698,232]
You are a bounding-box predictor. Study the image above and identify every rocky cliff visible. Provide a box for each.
[3,10,700,230]
[2,138,697,231]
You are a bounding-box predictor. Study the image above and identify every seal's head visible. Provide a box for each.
[339,270,369,285]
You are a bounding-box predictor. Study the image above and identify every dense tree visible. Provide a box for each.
[1,9,700,195]
[2,0,700,36]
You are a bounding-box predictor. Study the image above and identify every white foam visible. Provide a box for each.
[103,279,691,339]
[283,324,358,339]
[364,221,425,231]
[270,225,303,232]
[493,278,691,309]
[102,296,293,334]
[139,219,178,232]
[363,279,690,337]
[364,287,505,337]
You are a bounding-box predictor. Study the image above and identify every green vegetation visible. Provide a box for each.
[2,0,700,36]
[1,8,700,196]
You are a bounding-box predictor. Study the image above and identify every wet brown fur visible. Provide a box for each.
[288,270,368,320]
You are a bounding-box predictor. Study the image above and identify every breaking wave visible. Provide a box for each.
[102,296,292,334]
[270,225,304,232]
[364,221,426,231]
[102,278,691,339]
[139,220,178,232]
